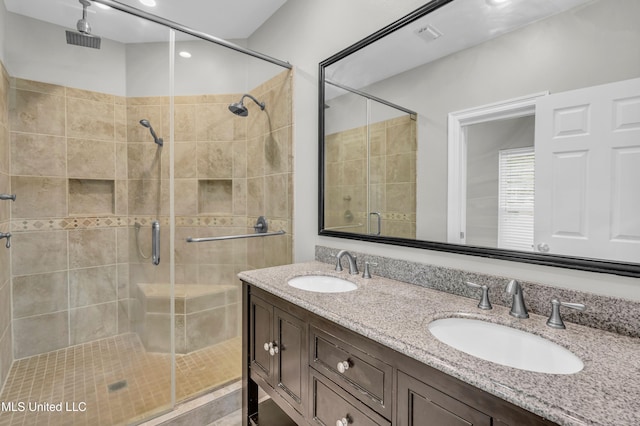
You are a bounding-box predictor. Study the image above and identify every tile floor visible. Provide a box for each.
[207,409,241,426]
[0,333,241,426]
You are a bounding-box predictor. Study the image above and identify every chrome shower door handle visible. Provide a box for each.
[151,221,160,265]
[369,212,381,236]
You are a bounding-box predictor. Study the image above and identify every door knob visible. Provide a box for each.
[537,243,550,253]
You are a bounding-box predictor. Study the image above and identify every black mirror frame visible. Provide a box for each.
[318,0,640,278]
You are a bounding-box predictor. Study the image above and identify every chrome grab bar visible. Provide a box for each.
[151,221,160,265]
[186,216,285,243]
[324,223,363,231]
[187,230,285,243]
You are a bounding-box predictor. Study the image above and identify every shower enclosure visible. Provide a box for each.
[0,1,293,425]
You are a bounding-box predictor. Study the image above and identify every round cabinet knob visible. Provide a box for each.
[268,343,279,356]
[537,243,550,253]
[263,342,270,351]
[337,360,350,373]
[336,418,349,426]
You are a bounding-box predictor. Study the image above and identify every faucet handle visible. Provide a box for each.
[0,232,11,248]
[362,262,378,279]
[465,281,492,310]
[546,299,586,329]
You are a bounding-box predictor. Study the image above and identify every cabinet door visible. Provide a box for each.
[249,295,273,385]
[397,371,491,426]
[273,307,307,413]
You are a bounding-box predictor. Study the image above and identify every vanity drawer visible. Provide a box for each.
[310,326,392,418]
[310,371,390,426]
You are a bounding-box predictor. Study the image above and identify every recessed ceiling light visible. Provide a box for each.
[95,3,111,10]
[486,0,509,5]
[179,51,192,58]
[139,0,157,7]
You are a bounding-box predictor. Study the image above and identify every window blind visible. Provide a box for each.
[498,147,535,251]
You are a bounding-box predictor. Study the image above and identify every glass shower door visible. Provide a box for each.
[368,100,417,239]
[0,4,175,425]
[169,30,294,404]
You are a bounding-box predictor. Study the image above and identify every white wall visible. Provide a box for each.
[5,11,278,99]
[6,13,127,96]
[125,37,271,98]
[248,0,640,301]
[0,1,6,63]
[325,88,409,135]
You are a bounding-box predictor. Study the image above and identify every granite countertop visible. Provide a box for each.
[238,261,640,426]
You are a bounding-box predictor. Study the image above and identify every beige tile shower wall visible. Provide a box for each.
[245,70,294,270]
[0,62,12,386]
[127,69,293,350]
[325,115,416,238]
[8,78,130,359]
[5,69,294,359]
[126,70,294,286]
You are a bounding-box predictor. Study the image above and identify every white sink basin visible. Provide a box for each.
[288,275,357,293]
[428,318,583,374]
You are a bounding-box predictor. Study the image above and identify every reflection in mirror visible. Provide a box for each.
[324,81,416,238]
[320,0,640,276]
[466,117,535,251]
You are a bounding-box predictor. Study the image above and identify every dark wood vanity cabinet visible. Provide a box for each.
[397,371,490,426]
[248,291,308,423]
[243,283,557,426]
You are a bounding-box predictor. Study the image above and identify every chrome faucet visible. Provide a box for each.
[506,279,529,319]
[335,250,359,275]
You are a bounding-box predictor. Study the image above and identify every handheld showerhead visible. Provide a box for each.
[228,94,265,117]
[139,119,163,146]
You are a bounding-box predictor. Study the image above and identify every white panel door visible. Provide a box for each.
[535,77,640,262]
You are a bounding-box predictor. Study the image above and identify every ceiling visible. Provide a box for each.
[3,0,288,43]
[325,0,594,94]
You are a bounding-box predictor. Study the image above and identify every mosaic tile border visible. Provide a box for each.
[10,216,290,232]
[325,211,416,223]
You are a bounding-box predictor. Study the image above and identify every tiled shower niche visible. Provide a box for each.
[198,180,233,214]
[69,179,115,216]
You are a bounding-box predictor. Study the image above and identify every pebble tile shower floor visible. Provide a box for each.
[0,334,241,425]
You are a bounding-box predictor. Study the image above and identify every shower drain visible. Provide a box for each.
[108,380,128,392]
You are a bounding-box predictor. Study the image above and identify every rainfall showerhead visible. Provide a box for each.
[66,0,101,49]
[228,94,265,117]
[139,119,163,146]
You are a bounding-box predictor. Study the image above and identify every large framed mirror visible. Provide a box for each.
[319,0,640,277]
